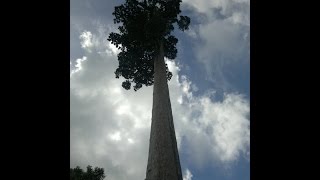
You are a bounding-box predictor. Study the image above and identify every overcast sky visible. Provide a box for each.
[70,0,250,180]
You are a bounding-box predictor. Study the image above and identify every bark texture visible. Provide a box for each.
[145,41,182,180]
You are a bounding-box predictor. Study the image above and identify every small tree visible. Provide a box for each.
[70,165,106,180]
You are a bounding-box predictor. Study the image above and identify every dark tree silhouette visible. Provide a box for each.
[108,0,190,180]
[70,166,106,180]
[108,0,190,91]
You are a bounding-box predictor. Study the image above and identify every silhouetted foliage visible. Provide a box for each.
[70,165,106,180]
[108,0,190,91]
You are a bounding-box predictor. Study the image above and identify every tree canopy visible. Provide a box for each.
[70,166,106,180]
[108,0,190,91]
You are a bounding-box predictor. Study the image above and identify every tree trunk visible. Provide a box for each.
[145,41,183,180]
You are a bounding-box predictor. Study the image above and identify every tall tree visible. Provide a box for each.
[108,0,190,180]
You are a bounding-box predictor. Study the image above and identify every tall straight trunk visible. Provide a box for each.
[145,41,183,180]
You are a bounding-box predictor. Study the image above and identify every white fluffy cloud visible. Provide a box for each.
[182,0,250,92]
[167,64,250,166]
[80,31,94,50]
[183,169,193,180]
[70,24,249,180]
[183,0,249,25]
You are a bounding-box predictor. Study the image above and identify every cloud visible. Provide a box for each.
[183,169,193,180]
[70,24,250,180]
[182,0,250,26]
[196,20,249,91]
[70,0,120,32]
[71,56,87,76]
[168,68,250,167]
[181,0,250,94]
[80,31,94,50]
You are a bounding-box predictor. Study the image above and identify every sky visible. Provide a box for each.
[70,0,250,180]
